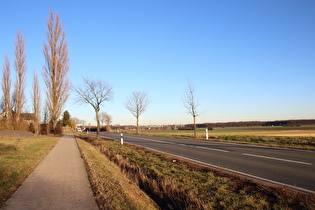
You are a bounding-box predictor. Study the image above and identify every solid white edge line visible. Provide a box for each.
[243,153,312,166]
[102,134,315,194]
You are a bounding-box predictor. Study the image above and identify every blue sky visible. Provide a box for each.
[1,0,314,125]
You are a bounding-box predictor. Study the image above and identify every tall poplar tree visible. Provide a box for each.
[43,9,71,133]
[32,71,41,135]
[1,55,12,122]
[13,31,26,124]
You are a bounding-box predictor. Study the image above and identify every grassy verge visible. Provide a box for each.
[0,136,59,206]
[77,134,315,209]
[76,138,158,210]
[216,135,315,150]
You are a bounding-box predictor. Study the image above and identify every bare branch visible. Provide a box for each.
[183,81,199,117]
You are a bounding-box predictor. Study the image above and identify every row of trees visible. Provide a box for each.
[72,76,152,137]
[1,8,200,138]
[73,79,200,138]
[1,9,70,135]
[1,32,27,130]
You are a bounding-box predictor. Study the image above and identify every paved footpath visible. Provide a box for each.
[1,134,98,210]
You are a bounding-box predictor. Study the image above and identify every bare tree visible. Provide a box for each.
[43,9,71,133]
[72,117,85,126]
[1,55,12,123]
[104,113,112,126]
[31,71,41,135]
[183,81,199,139]
[125,91,150,134]
[99,112,106,126]
[13,31,27,125]
[73,78,113,138]
[99,111,112,127]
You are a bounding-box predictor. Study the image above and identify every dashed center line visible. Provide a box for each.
[243,153,312,165]
[119,135,311,165]
[128,136,230,153]
[195,146,230,153]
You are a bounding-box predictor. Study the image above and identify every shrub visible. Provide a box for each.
[53,121,63,135]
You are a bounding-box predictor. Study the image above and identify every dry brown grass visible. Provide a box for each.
[76,138,157,209]
[0,120,29,131]
[98,144,208,209]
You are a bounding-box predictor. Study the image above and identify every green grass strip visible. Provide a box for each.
[0,136,59,206]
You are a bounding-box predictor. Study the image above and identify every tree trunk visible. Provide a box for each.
[193,115,197,139]
[95,109,100,139]
[136,116,139,134]
[51,117,57,134]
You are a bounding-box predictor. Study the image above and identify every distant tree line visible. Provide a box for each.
[110,119,315,131]
[192,119,315,129]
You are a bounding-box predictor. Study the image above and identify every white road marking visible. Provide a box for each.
[196,146,229,153]
[127,136,176,145]
[243,153,312,166]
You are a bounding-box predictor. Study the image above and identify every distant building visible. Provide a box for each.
[76,124,85,132]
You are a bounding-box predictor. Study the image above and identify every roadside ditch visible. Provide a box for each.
[76,134,314,209]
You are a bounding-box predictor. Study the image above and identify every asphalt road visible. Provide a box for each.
[100,132,315,193]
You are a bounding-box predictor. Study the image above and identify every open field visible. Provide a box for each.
[208,126,315,137]
[77,134,315,209]
[128,126,315,138]
[0,136,60,207]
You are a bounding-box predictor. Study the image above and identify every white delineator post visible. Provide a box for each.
[120,133,124,145]
[205,128,209,140]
